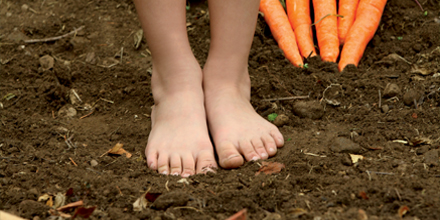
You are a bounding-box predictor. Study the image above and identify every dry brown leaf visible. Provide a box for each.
[48,209,72,218]
[256,161,285,175]
[398,205,409,218]
[107,143,132,158]
[46,196,53,207]
[133,192,148,212]
[38,194,50,202]
[73,206,96,219]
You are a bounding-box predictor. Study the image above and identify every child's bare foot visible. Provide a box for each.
[203,63,284,169]
[146,61,217,177]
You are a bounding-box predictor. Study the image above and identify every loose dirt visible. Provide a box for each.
[1,0,440,219]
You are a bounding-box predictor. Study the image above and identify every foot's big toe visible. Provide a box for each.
[217,141,244,169]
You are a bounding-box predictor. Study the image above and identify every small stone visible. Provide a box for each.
[33,216,41,220]
[329,137,363,154]
[39,55,54,70]
[292,101,324,120]
[90,160,98,167]
[403,89,422,106]
[381,104,389,113]
[273,114,289,127]
[341,154,353,166]
[58,105,77,118]
[85,52,96,64]
[21,4,29,12]
[425,150,439,166]
[28,188,39,196]
[151,192,189,210]
[383,83,401,98]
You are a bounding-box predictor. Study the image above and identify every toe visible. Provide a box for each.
[251,138,268,159]
[270,129,284,147]
[169,154,182,176]
[157,153,170,175]
[262,134,277,157]
[239,140,261,162]
[146,148,158,170]
[181,153,196,177]
[217,141,244,169]
[195,150,217,174]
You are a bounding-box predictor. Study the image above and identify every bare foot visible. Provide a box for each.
[146,63,217,177]
[203,65,284,169]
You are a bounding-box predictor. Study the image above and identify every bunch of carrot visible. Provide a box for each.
[259,0,388,71]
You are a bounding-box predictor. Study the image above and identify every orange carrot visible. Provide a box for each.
[313,0,339,62]
[260,0,303,67]
[338,0,388,71]
[338,0,359,45]
[286,0,317,58]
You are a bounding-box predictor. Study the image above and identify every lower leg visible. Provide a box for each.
[134,0,217,176]
[204,0,284,168]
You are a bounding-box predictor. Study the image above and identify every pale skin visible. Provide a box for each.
[133,0,284,177]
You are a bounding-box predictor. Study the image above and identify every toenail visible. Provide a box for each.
[269,148,275,153]
[161,171,168,175]
[172,172,179,176]
[181,173,190,178]
[278,138,284,143]
[261,153,268,158]
[251,156,260,161]
[227,154,241,160]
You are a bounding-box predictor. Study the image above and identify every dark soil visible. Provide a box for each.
[1,0,440,219]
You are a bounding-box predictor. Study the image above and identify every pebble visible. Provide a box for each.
[381,104,389,113]
[341,154,353,166]
[425,149,439,166]
[90,160,98,167]
[273,114,289,127]
[329,137,363,154]
[403,89,422,106]
[58,105,77,117]
[21,4,29,12]
[151,192,189,210]
[292,101,324,120]
[39,55,54,70]
[383,83,401,98]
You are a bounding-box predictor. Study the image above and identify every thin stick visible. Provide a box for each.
[116,186,123,196]
[394,188,402,201]
[378,90,382,108]
[80,111,94,119]
[24,26,85,43]
[262,95,309,102]
[413,0,424,11]
[366,170,394,175]
[69,157,78,166]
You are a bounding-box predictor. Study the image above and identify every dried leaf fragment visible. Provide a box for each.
[225,209,247,220]
[73,206,96,219]
[398,205,409,218]
[145,192,162,202]
[103,143,132,158]
[256,161,285,175]
[359,191,369,200]
[38,194,51,202]
[349,154,364,163]
[133,192,149,212]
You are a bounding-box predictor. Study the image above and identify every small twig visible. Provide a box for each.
[24,26,85,43]
[311,14,343,27]
[86,168,102,175]
[100,97,114,104]
[104,159,118,167]
[52,111,56,119]
[378,90,382,108]
[116,186,123,196]
[120,47,124,63]
[366,170,394,175]
[71,89,82,103]
[69,157,78,166]
[80,111,94,119]
[395,188,402,201]
[262,95,309,102]
[413,0,424,11]
[173,206,202,213]
[366,171,372,181]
